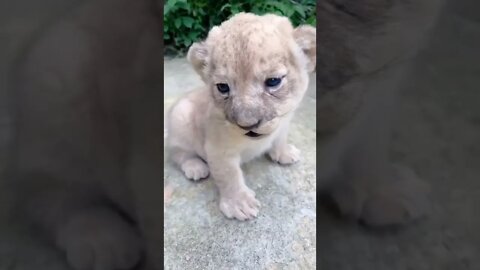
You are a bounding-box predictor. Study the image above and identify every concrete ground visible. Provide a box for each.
[0,1,479,270]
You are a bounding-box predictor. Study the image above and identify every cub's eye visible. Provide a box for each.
[265,77,282,87]
[216,83,230,94]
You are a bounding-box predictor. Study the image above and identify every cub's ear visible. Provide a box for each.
[293,25,316,73]
[187,41,209,81]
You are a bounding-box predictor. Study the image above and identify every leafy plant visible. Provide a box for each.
[164,0,316,55]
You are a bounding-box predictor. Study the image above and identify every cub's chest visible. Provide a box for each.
[239,133,277,163]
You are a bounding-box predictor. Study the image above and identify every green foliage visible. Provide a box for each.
[164,0,316,55]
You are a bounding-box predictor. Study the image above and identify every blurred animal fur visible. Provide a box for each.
[6,0,163,269]
[316,0,444,226]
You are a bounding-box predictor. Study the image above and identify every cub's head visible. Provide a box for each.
[187,12,316,138]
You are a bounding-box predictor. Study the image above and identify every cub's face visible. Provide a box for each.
[188,13,316,138]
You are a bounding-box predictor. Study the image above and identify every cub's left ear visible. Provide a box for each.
[293,25,316,73]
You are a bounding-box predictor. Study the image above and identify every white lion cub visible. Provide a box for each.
[167,13,316,220]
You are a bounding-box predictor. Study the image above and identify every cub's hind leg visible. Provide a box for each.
[171,147,209,181]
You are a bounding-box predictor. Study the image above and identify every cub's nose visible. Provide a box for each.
[237,119,262,131]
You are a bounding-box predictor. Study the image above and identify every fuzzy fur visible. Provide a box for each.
[316,0,444,226]
[6,0,163,269]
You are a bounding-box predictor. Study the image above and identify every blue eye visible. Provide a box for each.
[265,77,282,87]
[216,83,230,94]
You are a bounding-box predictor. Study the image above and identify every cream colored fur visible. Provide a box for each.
[167,13,315,220]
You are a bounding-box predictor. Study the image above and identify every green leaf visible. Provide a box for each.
[306,16,316,26]
[165,0,177,9]
[292,5,306,18]
[165,0,178,13]
[177,1,190,12]
[231,6,241,14]
[195,1,208,8]
[188,31,199,42]
[194,23,205,31]
[251,6,261,14]
[183,38,192,47]
[182,17,194,28]
[174,17,182,28]
[285,7,295,17]
[272,10,283,16]
[267,2,288,15]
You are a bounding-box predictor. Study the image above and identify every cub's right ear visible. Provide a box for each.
[187,42,209,81]
[293,25,316,73]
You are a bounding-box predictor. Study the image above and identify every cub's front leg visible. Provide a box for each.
[206,143,260,221]
[268,124,301,165]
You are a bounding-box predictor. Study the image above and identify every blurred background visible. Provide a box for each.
[163,0,316,55]
[318,1,480,269]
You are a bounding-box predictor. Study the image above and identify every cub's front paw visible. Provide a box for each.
[268,144,301,165]
[219,187,261,221]
[360,165,431,227]
[330,165,431,227]
[57,208,143,270]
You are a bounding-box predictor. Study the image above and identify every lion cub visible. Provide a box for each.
[167,13,316,220]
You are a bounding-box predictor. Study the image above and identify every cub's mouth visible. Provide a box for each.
[244,131,265,139]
